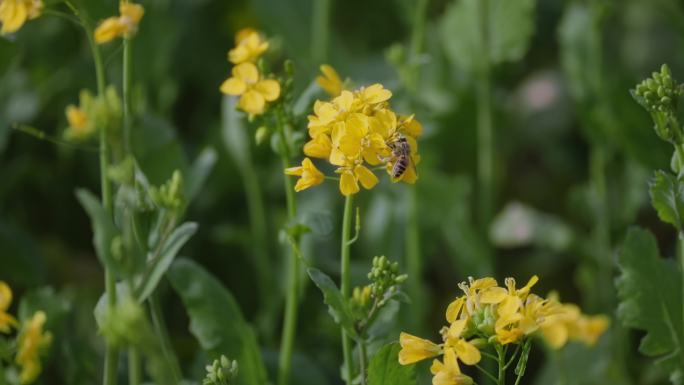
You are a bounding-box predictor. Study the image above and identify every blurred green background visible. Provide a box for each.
[1,0,683,384]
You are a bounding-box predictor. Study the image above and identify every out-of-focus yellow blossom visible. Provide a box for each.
[0,0,42,34]
[0,281,18,333]
[64,89,99,141]
[316,64,343,97]
[540,294,610,349]
[220,61,280,115]
[289,82,422,195]
[16,311,52,385]
[228,28,269,64]
[284,158,325,192]
[94,1,145,44]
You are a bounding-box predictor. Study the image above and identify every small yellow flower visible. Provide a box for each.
[228,28,269,64]
[284,158,325,192]
[317,64,343,97]
[94,1,145,44]
[444,319,481,365]
[0,0,42,34]
[539,296,609,349]
[220,62,280,115]
[0,281,18,333]
[16,311,52,385]
[430,349,474,385]
[398,332,442,365]
[337,163,378,196]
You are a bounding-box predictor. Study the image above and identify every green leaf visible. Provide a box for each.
[221,95,250,168]
[367,343,416,385]
[75,189,121,274]
[439,0,535,72]
[135,222,198,302]
[616,227,684,382]
[307,268,358,339]
[168,258,267,385]
[649,171,684,232]
[186,147,217,203]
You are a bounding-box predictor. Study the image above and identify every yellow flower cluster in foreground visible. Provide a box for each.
[399,276,609,385]
[0,282,52,385]
[287,68,422,196]
[94,1,145,44]
[220,28,280,116]
[0,0,42,34]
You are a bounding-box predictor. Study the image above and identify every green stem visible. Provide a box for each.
[277,118,300,385]
[406,0,429,91]
[496,345,505,385]
[476,0,494,236]
[680,232,684,349]
[340,195,355,385]
[127,348,140,385]
[123,37,132,153]
[311,0,331,64]
[359,340,368,385]
[590,146,611,306]
[149,293,182,384]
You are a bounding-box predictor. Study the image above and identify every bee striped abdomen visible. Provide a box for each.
[392,157,409,178]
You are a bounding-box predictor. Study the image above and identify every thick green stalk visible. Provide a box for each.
[496,345,505,385]
[277,121,300,385]
[340,195,355,385]
[311,0,331,64]
[149,293,182,383]
[127,348,140,385]
[358,340,368,385]
[476,0,494,234]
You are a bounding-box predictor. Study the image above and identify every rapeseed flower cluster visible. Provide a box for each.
[0,0,42,34]
[0,282,52,385]
[286,66,422,196]
[94,1,145,44]
[220,28,280,116]
[398,276,608,385]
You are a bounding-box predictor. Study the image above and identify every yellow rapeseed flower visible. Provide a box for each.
[284,158,325,192]
[16,311,52,384]
[430,348,474,385]
[220,62,280,116]
[0,0,42,34]
[228,28,269,64]
[94,1,145,44]
[0,281,18,333]
[539,295,609,349]
[398,332,442,365]
[316,64,343,97]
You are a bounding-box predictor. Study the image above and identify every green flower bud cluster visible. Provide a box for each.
[469,305,496,339]
[149,170,184,210]
[203,355,238,385]
[633,64,683,143]
[99,298,148,348]
[368,256,407,305]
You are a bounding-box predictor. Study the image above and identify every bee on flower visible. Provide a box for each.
[286,69,422,196]
[0,0,42,35]
[220,28,280,116]
[94,0,145,44]
[398,276,608,385]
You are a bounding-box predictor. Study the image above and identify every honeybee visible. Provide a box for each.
[385,134,414,180]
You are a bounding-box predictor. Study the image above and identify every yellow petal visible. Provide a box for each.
[232,62,259,84]
[339,170,359,196]
[238,90,265,115]
[284,166,303,176]
[228,45,250,64]
[303,135,332,159]
[518,275,539,297]
[293,158,324,192]
[0,0,28,34]
[94,17,125,44]
[317,64,343,96]
[354,165,378,190]
[334,90,354,111]
[398,332,441,365]
[541,322,568,349]
[329,147,346,167]
[0,281,13,311]
[254,79,280,101]
[448,319,467,339]
[235,27,257,44]
[480,287,508,304]
[219,77,246,95]
[446,297,464,323]
[360,83,392,104]
[120,1,144,25]
[497,295,521,317]
[454,340,481,365]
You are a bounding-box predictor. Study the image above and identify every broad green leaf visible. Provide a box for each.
[439,0,535,72]
[616,228,683,382]
[221,95,250,168]
[75,189,121,274]
[168,258,267,385]
[186,147,217,203]
[307,268,358,339]
[649,171,684,232]
[135,222,198,302]
[367,343,416,385]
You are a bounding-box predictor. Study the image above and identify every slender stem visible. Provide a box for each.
[496,345,505,385]
[277,116,301,385]
[474,364,498,383]
[123,37,132,153]
[358,340,368,385]
[476,0,494,235]
[406,0,429,91]
[127,347,140,385]
[311,0,331,64]
[149,293,182,384]
[340,195,355,385]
